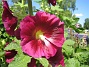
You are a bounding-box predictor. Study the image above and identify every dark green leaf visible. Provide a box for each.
[81,65,89,67]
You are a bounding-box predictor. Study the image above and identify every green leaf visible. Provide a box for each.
[4,41,22,54]
[33,0,42,2]
[0,51,5,57]
[63,39,75,56]
[66,58,80,67]
[63,45,74,56]
[64,30,68,38]
[73,18,80,24]
[57,0,63,3]
[63,39,75,46]
[8,54,31,67]
[81,65,89,67]
[51,6,63,11]
[74,51,89,64]
[4,42,19,50]
[37,58,49,67]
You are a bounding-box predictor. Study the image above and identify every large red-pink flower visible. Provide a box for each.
[20,11,64,60]
[2,0,17,36]
[48,0,56,6]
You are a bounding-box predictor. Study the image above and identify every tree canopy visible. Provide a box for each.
[84,18,89,29]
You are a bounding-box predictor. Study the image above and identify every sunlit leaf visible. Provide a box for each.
[51,6,63,11]
[37,58,49,67]
[4,40,22,54]
[66,58,80,67]
[63,45,74,56]
[0,51,5,57]
[63,39,75,46]
[8,54,31,67]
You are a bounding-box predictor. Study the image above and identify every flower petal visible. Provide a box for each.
[43,38,58,59]
[46,22,65,47]
[21,40,44,58]
[14,28,21,40]
[20,16,36,40]
[35,11,59,31]
[28,58,36,67]
[21,39,58,58]
[48,48,65,67]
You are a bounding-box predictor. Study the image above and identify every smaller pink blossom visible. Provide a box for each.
[2,0,17,36]
[5,50,17,63]
[48,0,56,6]
[5,43,17,63]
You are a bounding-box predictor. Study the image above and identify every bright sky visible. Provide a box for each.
[74,0,89,26]
[7,0,89,27]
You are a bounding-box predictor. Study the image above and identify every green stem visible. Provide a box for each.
[27,0,33,15]
[22,0,25,5]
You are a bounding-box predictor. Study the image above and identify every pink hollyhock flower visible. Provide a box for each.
[20,11,64,60]
[2,0,17,36]
[48,0,56,6]
[5,43,17,63]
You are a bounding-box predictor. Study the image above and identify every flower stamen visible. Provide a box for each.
[36,30,44,40]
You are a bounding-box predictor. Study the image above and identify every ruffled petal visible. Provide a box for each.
[42,38,58,59]
[20,16,36,40]
[48,48,65,67]
[14,28,21,40]
[46,22,65,47]
[21,40,44,58]
[35,11,59,32]
[28,58,36,67]
[21,39,58,58]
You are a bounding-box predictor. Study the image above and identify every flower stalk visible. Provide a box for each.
[27,0,33,15]
[22,0,25,6]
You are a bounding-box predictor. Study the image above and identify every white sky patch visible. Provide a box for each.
[74,13,83,17]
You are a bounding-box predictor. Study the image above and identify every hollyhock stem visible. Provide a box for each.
[27,0,33,15]
[22,0,25,5]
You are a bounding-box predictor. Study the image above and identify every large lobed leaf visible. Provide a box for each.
[63,39,75,46]
[4,40,22,54]
[8,54,31,67]
[65,58,80,67]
